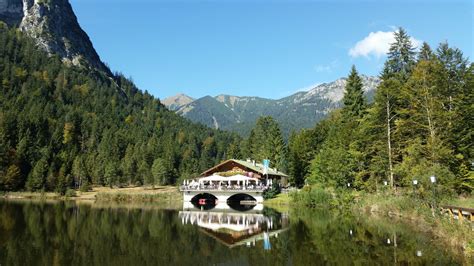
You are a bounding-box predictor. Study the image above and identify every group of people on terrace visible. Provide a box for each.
[182,173,274,191]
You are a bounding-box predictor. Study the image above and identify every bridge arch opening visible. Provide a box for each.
[190,193,218,210]
[227,193,257,212]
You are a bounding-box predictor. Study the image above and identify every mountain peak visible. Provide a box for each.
[0,0,109,73]
[301,75,380,103]
[162,93,195,111]
[165,75,380,137]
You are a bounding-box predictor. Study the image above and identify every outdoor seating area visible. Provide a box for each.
[181,174,273,192]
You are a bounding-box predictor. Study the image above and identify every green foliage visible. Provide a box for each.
[263,183,281,199]
[65,189,76,198]
[295,27,472,196]
[343,65,366,119]
[307,66,368,189]
[384,27,416,80]
[2,165,22,191]
[150,158,172,186]
[245,116,287,172]
[0,25,239,192]
[290,186,332,207]
[26,156,48,191]
[79,181,91,192]
[288,116,331,187]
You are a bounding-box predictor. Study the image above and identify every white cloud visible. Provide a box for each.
[349,31,421,58]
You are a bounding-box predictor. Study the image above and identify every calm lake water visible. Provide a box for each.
[0,200,462,265]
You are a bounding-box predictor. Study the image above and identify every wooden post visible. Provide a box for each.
[457,209,463,222]
[471,213,474,222]
[448,208,454,220]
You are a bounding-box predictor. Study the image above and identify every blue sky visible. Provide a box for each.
[70,0,473,100]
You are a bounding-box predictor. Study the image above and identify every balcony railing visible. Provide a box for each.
[180,185,266,192]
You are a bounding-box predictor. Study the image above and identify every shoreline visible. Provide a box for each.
[354,193,474,263]
[265,190,473,263]
[0,186,182,203]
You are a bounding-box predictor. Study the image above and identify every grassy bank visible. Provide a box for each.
[263,193,291,212]
[287,187,473,262]
[1,186,182,203]
[354,192,473,261]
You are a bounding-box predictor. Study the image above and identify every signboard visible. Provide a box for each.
[263,159,270,168]
[263,159,270,175]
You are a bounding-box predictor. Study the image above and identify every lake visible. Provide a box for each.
[0,200,462,265]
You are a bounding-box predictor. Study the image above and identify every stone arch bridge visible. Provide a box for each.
[181,187,264,204]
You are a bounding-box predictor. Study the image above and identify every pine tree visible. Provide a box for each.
[436,42,468,113]
[307,112,354,188]
[385,27,417,81]
[26,157,48,191]
[418,42,434,62]
[343,65,366,119]
[370,28,417,189]
[3,165,22,191]
[395,59,455,186]
[247,116,287,171]
[151,158,170,186]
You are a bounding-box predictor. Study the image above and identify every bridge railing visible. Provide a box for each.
[440,205,474,222]
[180,185,266,192]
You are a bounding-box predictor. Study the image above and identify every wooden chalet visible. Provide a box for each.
[200,159,289,186]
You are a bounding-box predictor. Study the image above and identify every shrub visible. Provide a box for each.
[291,185,333,207]
[263,183,281,199]
[65,189,76,198]
[80,181,91,192]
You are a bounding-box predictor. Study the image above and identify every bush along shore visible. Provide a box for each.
[289,185,474,262]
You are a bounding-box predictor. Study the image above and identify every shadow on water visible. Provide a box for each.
[190,192,218,210]
[227,201,256,212]
[0,199,465,265]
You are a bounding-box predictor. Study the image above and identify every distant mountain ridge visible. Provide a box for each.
[163,75,380,137]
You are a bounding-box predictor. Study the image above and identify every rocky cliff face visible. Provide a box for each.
[0,0,109,73]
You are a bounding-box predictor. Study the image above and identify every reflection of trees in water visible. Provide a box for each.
[288,209,461,265]
[0,201,289,265]
[0,201,461,265]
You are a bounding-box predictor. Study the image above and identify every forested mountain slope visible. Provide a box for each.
[164,76,379,137]
[0,24,239,192]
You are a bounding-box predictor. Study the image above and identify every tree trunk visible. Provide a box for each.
[386,98,394,189]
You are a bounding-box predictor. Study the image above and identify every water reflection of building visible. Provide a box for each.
[179,204,289,249]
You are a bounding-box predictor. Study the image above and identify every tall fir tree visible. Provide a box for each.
[369,28,417,189]
[343,65,366,119]
[418,42,435,62]
[247,116,287,172]
[384,27,417,81]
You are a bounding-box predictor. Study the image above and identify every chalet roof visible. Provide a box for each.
[201,159,289,178]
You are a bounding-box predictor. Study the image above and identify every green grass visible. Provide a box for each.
[355,192,474,261]
[264,193,291,212]
[441,196,474,208]
[95,191,181,203]
[264,192,291,205]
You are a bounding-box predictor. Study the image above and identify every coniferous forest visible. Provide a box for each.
[0,24,240,193]
[288,28,473,196]
[0,24,472,198]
